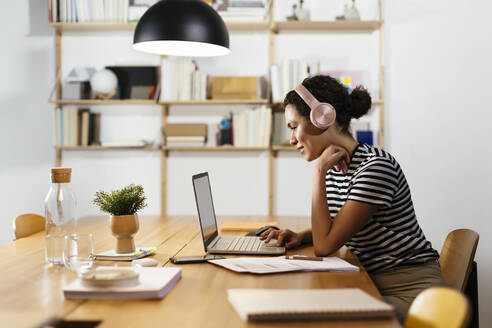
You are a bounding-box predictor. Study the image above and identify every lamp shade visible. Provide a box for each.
[133,0,230,57]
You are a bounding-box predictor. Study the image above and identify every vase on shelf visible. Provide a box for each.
[110,214,139,253]
[344,0,361,20]
[294,0,310,21]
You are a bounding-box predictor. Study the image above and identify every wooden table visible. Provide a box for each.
[0,216,400,328]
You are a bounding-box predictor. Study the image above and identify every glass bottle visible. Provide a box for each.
[44,167,77,265]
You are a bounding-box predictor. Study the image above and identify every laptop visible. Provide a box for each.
[192,172,285,255]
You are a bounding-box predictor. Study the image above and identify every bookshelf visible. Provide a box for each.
[57,145,159,150]
[50,0,385,217]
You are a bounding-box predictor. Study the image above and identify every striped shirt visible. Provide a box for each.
[326,143,439,273]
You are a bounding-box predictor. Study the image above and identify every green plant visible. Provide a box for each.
[299,0,304,8]
[93,184,147,216]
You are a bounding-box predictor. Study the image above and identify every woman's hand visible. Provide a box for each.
[259,228,303,248]
[316,145,350,174]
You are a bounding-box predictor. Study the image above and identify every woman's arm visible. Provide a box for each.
[311,166,378,256]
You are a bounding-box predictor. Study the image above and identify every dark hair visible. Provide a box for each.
[283,75,372,134]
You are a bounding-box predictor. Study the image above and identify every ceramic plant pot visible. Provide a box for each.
[110,214,139,253]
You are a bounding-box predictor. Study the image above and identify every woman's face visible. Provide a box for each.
[285,104,329,161]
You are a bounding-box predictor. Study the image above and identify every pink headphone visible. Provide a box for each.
[294,84,336,129]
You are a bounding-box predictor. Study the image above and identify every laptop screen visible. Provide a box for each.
[192,172,218,249]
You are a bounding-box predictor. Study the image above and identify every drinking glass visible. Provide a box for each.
[63,233,95,273]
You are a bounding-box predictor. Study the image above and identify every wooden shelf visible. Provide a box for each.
[272,145,296,151]
[272,99,384,107]
[51,99,269,106]
[57,145,159,151]
[273,20,382,33]
[49,22,137,31]
[49,21,269,32]
[159,99,269,105]
[50,99,158,105]
[57,145,269,151]
[162,146,269,151]
[226,21,270,31]
[50,20,382,33]
[52,99,381,106]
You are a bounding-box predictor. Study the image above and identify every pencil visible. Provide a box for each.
[285,255,323,261]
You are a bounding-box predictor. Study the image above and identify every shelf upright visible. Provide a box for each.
[268,0,275,217]
[55,26,62,167]
[161,100,169,217]
[378,0,386,148]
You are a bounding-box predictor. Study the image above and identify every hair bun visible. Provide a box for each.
[348,86,372,119]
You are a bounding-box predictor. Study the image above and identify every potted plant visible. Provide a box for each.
[93,184,147,253]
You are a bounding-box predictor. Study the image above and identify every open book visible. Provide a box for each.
[63,267,181,300]
[227,288,394,321]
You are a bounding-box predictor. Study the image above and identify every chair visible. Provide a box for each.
[405,287,470,328]
[13,214,45,240]
[439,229,479,327]
[439,229,479,291]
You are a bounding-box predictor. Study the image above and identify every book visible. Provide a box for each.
[63,266,181,300]
[95,247,156,261]
[88,112,101,145]
[221,221,278,232]
[165,136,206,147]
[227,288,394,321]
[79,109,90,146]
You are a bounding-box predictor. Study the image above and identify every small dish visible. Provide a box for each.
[81,268,139,287]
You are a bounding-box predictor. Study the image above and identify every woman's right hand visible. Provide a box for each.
[259,228,303,249]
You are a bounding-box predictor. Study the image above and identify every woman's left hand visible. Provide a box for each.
[316,145,350,174]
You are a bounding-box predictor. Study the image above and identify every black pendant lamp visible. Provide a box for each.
[133,0,230,57]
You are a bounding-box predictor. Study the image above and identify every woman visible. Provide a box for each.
[260,75,444,323]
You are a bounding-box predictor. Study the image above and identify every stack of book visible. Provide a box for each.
[162,124,208,147]
[159,58,208,101]
[54,107,101,147]
[49,0,130,23]
[232,105,271,147]
[215,0,270,22]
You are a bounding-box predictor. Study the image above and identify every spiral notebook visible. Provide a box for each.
[227,288,394,321]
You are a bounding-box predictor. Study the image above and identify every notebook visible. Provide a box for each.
[192,172,285,255]
[227,288,394,321]
[63,267,181,300]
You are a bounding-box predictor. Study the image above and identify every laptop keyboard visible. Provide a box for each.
[210,236,275,251]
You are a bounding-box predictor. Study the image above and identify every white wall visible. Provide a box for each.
[0,0,55,243]
[1,0,491,326]
[386,1,492,327]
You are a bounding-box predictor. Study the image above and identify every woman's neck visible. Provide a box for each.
[331,132,360,159]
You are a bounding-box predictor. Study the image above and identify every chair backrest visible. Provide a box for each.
[13,214,45,240]
[439,229,479,292]
[405,287,470,328]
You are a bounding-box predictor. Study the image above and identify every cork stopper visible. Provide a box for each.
[51,167,72,183]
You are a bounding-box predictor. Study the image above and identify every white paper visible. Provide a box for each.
[209,256,359,274]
